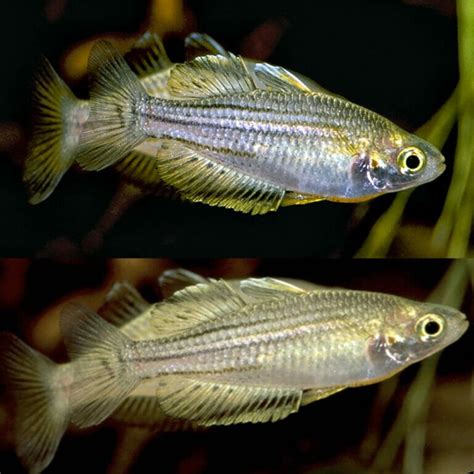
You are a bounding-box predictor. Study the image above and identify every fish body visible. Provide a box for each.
[24,35,445,213]
[74,42,445,214]
[0,273,468,472]
[61,277,467,430]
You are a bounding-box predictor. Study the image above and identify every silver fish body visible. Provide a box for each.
[121,289,466,390]
[138,90,443,199]
[57,277,467,434]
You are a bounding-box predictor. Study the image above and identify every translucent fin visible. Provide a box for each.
[157,376,302,425]
[113,148,180,198]
[23,57,88,204]
[151,279,247,337]
[155,142,285,215]
[77,40,148,171]
[60,303,139,428]
[158,268,208,298]
[301,387,345,406]
[168,53,256,98]
[184,32,230,60]
[98,281,150,328]
[281,191,325,206]
[239,277,307,301]
[253,62,312,93]
[125,31,172,78]
[0,333,69,473]
[111,396,197,430]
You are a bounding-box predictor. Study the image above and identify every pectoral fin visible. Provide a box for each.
[155,141,285,214]
[156,376,302,425]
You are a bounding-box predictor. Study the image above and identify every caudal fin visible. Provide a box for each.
[76,40,148,171]
[60,303,139,428]
[0,333,69,473]
[23,57,87,204]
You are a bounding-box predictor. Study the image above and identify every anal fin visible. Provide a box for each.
[301,387,345,406]
[111,396,198,431]
[156,376,302,425]
[281,191,325,207]
[156,142,285,215]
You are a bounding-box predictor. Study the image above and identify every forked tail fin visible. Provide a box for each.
[23,57,88,204]
[0,333,70,473]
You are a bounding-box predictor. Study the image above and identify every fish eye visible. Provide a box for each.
[397,147,426,174]
[415,314,446,341]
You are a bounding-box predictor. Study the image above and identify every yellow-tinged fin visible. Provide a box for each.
[111,396,198,430]
[156,375,302,425]
[98,281,150,329]
[113,148,181,198]
[60,303,139,428]
[301,387,345,406]
[184,32,230,60]
[168,53,256,98]
[155,142,285,215]
[281,191,325,206]
[158,268,208,298]
[76,40,148,171]
[0,333,69,473]
[253,62,312,93]
[150,279,247,337]
[239,277,308,301]
[24,57,87,204]
[125,31,172,78]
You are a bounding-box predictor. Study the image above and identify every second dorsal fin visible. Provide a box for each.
[168,53,256,98]
[125,31,172,78]
[184,32,230,60]
[151,279,247,337]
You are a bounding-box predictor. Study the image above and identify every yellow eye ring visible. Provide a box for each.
[397,147,426,174]
[415,314,445,341]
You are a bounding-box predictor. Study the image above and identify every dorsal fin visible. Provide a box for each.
[253,62,312,93]
[151,279,248,337]
[184,32,230,60]
[98,281,151,328]
[168,53,256,98]
[239,277,307,301]
[155,141,285,215]
[125,31,172,78]
[158,268,208,298]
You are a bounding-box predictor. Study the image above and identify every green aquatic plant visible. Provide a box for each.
[357,0,474,258]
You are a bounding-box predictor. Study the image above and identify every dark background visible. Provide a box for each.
[0,258,472,473]
[0,0,459,257]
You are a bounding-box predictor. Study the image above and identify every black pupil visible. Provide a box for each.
[424,320,440,335]
[405,154,421,170]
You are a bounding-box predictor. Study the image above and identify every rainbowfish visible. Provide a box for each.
[72,40,446,215]
[23,32,324,207]
[0,274,467,472]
